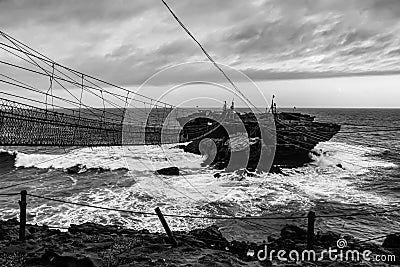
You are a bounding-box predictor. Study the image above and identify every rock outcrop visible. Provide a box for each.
[0,219,397,266]
[382,234,400,248]
[184,137,275,172]
[155,166,180,176]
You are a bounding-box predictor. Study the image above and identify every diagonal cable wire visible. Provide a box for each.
[160,0,260,112]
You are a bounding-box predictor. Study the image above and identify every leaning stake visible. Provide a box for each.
[155,207,178,247]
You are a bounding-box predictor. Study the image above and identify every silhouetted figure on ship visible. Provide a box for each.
[223,101,227,114]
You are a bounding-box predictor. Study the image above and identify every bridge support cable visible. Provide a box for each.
[160,0,260,112]
[0,30,183,146]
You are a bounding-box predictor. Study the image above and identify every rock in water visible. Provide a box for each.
[155,167,179,176]
[269,165,285,175]
[66,164,86,174]
[0,151,16,175]
[184,137,275,172]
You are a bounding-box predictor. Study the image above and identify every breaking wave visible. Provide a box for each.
[0,140,397,236]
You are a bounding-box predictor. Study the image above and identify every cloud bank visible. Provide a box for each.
[1,0,400,85]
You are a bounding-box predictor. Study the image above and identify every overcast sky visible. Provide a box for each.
[1,0,400,108]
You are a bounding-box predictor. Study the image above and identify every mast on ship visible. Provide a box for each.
[222,101,227,114]
[222,100,236,119]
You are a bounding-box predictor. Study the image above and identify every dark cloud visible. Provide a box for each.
[371,0,400,18]
[1,0,400,87]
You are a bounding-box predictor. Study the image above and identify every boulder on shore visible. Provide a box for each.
[155,167,180,176]
[382,234,400,265]
[0,219,397,267]
[382,233,400,248]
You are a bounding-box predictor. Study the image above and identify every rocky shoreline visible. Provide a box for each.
[0,219,399,266]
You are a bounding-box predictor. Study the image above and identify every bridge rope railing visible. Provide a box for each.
[0,30,187,146]
[0,31,177,109]
[0,97,120,129]
[0,88,180,147]
[0,94,182,146]
[0,49,134,123]
[0,46,163,122]
[0,190,398,249]
[0,77,108,121]
[0,90,118,125]
[0,35,179,124]
[0,97,124,146]
[0,58,173,134]
[1,37,112,122]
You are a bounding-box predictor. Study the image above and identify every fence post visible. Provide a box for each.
[155,207,178,247]
[307,210,315,250]
[18,190,27,241]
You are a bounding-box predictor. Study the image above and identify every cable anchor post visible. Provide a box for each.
[18,190,27,241]
[307,210,316,250]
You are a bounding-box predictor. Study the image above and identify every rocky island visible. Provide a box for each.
[177,102,340,171]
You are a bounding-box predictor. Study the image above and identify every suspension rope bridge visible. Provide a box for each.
[0,5,398,151]
[0,30,185,146]
[0,0,265,148]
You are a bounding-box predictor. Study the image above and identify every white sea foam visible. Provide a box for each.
[313,141,397,172]
[1,141,397,231]
[14,147,128,170]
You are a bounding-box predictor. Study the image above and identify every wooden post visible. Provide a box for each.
[19,190,27,241]
[307,211,315,250]
[155,207,178,247]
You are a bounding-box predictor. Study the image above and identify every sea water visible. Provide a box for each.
[0,108,399,243]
